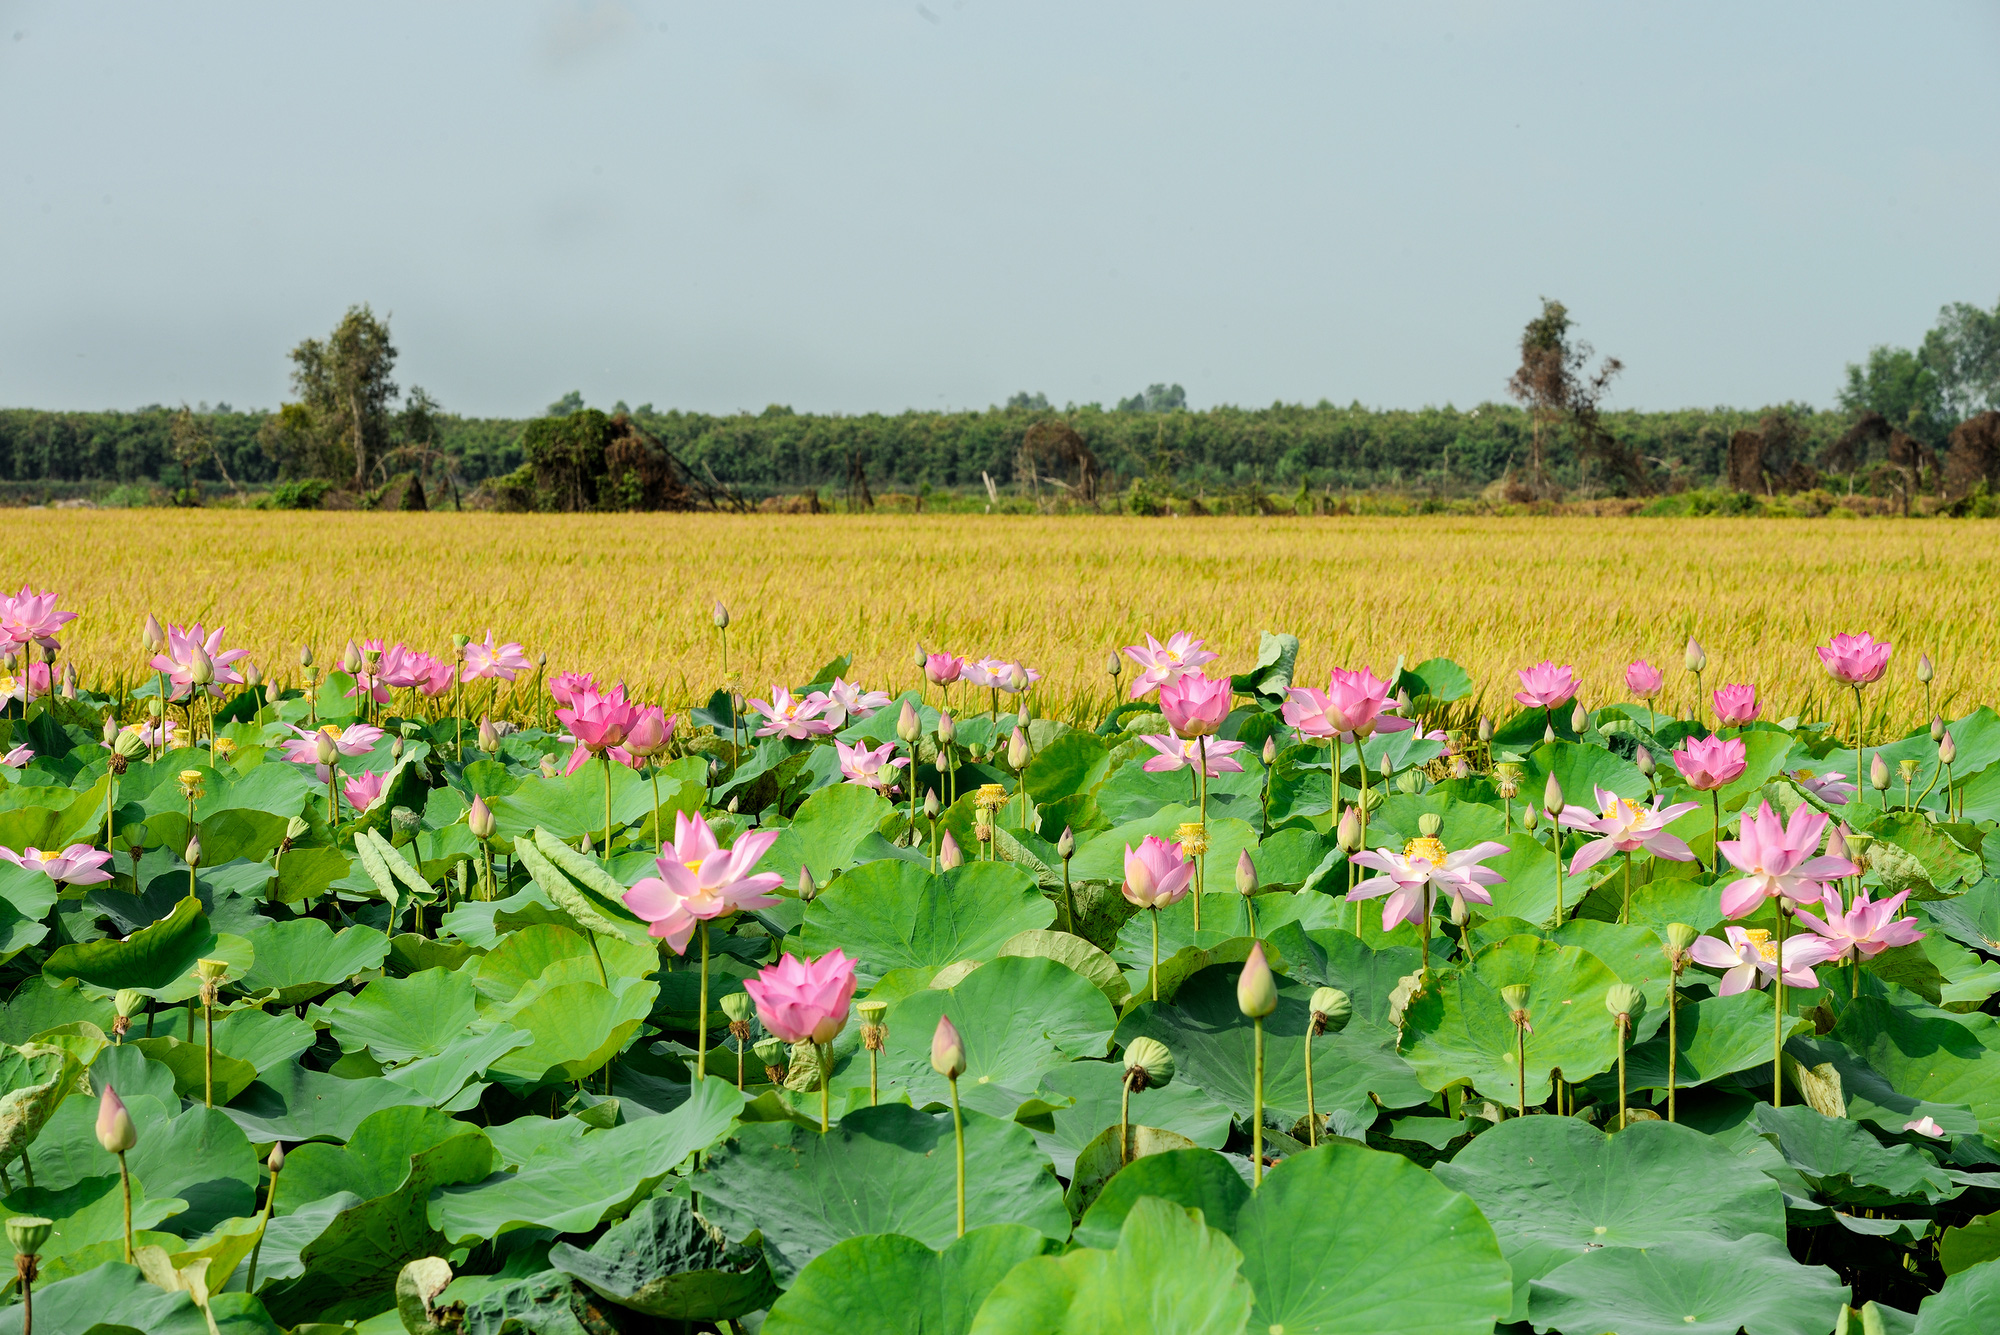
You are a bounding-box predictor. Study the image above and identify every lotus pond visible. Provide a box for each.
[0,611,1996,1334]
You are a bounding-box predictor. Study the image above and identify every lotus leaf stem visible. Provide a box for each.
[949,1072,966,1237]
[117,1150,133,1263]
[1251,1014,1266,1188]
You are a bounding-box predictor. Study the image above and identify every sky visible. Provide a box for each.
[3,1,1997,418]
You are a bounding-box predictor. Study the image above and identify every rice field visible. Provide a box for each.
[20,509,1990,724]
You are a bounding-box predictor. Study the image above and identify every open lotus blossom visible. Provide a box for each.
[1,745,30,768]
[1625,659,1664,698]
[1793,770,1860,806]
[748,685,836,739]
[1349,835,1509,932]
[0,843,114,886]
[129,719,179,750]
[1904,1117,1947,1138]
[1514,662,1580,711]
[743,949,858,1045]
[379,643,455,696]
[341,769,387,813]
[0,587,77,652]
[1158,672,1232,739]
[1139,729,1246,776]
[1817,632,1892,686]
[809,678,892,728]
[282,722,384,765]
[0,662,53,704]
[1122,834,1196,909]
[1326,667,1412,739]
[924,652,965,687]
[547,671,599,709]
[1689,924,1839,995]
[463,631,532,682]
[1712,683,1761,727]
[623,706,674,760]
[558,685,643,754]
[835,738,908,792]
[1792,885,1923,963]
[976,658,1041,694]
[1673,735,1747,791]
[150,623,249,700]
[1715,801,1858,919]
[1122,632,1219,699]
[1557,786,1700,875]
[622,811,785,952]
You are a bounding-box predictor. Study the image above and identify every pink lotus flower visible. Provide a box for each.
[1792,885,1923,963]
[0,843,114,886]
[835,738,909,792]
[963,657,1040,694]
[0,587,76,652]
[1139,730,1246,776]
[463,631,532,682]
[558,686,643,754]
[743,950,858,1045]
[1281,687,1342,740]
[1348,835,1509,933]
[1,745,31,768]
[1514,662,1579,711]
[1672,735,1747,791]
[622,810,784,952]
[150,623,249,700]
[1904,1117,1947,1138]
[548,671,599,709]
[379,643,454,695]
[924,653,965,687]
[624,706,674,759]
[1122,632,1219,699]
[1326,667,1412,740]
[811,679,892,728]
[1625,659,1664,698]
[1557,786,1700,875]
[341,770,387,813]
[133,719,179,750]
[1122,835,1196,909]
[1795,770,1859,806]
[1713,684,1760,727]
[1158,672,1232,739]
[748,686,835,740]
[1817,633,1891,687]
[0,662,52,703]
[1689,924,1838,995]
[281,722,384,772]
[1715,801,1858,919]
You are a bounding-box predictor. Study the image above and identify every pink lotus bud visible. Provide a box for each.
[939,831,963,869]
[896,701,921,745]
[1236,942,1277,1018]
[930,1014,967,1079]
[1235,849,1258,897]
[712,601,730,630]
[477,716,500,754]
[341,641,363,674]
[315,731,338,765]
[185,834,201,867]
[1262,734,1277,765]
[1917,653,1934,684]
[1336,805,1361,851]
[1624,659,1664,697]
[1940,731,1957,765]
[467,795,496,840]
[1713,683,1760,727]
[936,711,955,744]
[1684,638,1706,673]
[1870,753,1891,791]
[1543,773,1564,816]
[142,614,166,653]
[1007,727,1031,771]
[1057,826,1075,859]
[189,645,214,687]
[96,1085,136,1153]
[1826,823,1849,863]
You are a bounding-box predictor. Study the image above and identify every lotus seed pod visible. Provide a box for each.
[930,1014,967,1079]
[6,1215,51,1257]
[298,645,313,668]
[1664,922,1699,954]
[195,957,227,986]
[1634,747,1655,778]
[1605,983,1644,1022]
[896,701,921,745]
[185,834,201,867]
[936,711,955,744]
[1570,702,1588,733]
[1106,653,1122,678]
[1123,1036,1175,1089]
[114,988,144,1019]
[1940,732,1957,765]
[1918,653,1934,683]
[1417,812,1443,838]
[855,998,888,1024]
[712,601,730,630]
[1543,723,1557,744]
[1870,753,1891,791]
[1309,987,1351,1034]
[1684,638,1706,673]
[341,641,362,674]
[1336,805,1362,851]
[1236,942,1277,1018]
[939,831,964,869]
[1500,983,1530,1012]
[720,992,756,1024]
[1057,825,1075,859]
[1478,716,1494,743]
[1898,758,1920,784]
[142,613,166,653]
[1007,726,1031,771]
[796,866,817,902]
[114,727,146,759]
[968,743,987,764]
[1495,769,1519,800]
[753,1036,788,1082]
[924,789,941,819]
[467,795,496,840]
[96,1085,137,1153]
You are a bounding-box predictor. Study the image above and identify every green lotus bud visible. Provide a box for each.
[721,992,756,1024]
[1105,652,1123,678]
[1665,922,1698,954]
[1336,806,1362,851]
[1918,653,1934,684]
[936,711,955,745]
[939,831,963,869]
[1522,803,1539,830]
[796,865,817,902]
[341,640,363,674]
[540,753,560,779]
[185,834,201,868]
[1570,702,1589,734]
[924,789,941,819]
[6,1216,52,1257]
[1007,726,1031,772]
[467,795,496,841]
[1543,773,1564,816]
[1309,987,1351,1035]
[477,716,500,754]
[1262,734,1277,765]
[1542,721,1558,745]
[1478,716,1493,743]
[713,601,730,630]
[1500,983,1530,1012]
[1379,753,1392,779]
[298,644,314,668]
[897,701,921,745]
[1236,943,1277,1018]
[930,1014,967,1079]
[143,614,166,654]
[1122,1036,1175,1089]
[267,1140,285,1173]
[101,713,120,746]
[1235,849,1258,897]
[1684,637,1706,674]
[1930,715,1946,743]
[189,644,214,687]
[1057,826,1075,860]
[1417,812,1443,838]
[579,831,593,855]
[1939,732,1957,765]
[912,643,926,667]
[1634,747,1655,778]
[96,1085,137,1153]
[1870,753,1890,791]
[1606,984,1644,1023]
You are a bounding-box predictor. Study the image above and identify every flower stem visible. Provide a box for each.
[818,1042,831,1133]
[1304,1027,1318,1147]
[1331,737,1342,829]
[650,765,663,853]
[601,752,613,865]
[1616,1016,1629,1129]
[246,1158,281,1293]
[1150,908,1160,1003]
[117,1151,133,1263]
[204,999,214,1108]
[1516,1022,1526,1119]
[1773,911,1786,1107]
[868,1046,878,1106]
[1252,1015,1266,1188]
[1061,859,1075,935]
[697,922,710,1082]
[1854,685,1865,806]
[950,1075,966,1237]
[1120,1079,1132,1166]
[1622,852,1633,926]
[1667,976,1680,1122]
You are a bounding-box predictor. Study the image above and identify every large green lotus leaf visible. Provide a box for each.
[240,919,390,1006]
[1265,924,1421,1029]
[272,843,349,905]
[1751,1104,1960,1205]
[966,1196,1252,1335]
[488,975,658,1084]
[1035,1059,1233,1177]
[1549,919,1672,1016]
[1117,963,1431,1134]
[1234,1142,1512,1335]
[797,860,1054,986]
[1517,740,1650,808]
[1921,880,2000,957]
[123,1103,258,1237]
[1399,935,1625,1104]
[1066,805,1258,892]
[1072,1147,1249,1251]
[127,1035,259,1106]
[0,1040,84,1166]
[471,921,655,1009]
[209,1006,315,1074]
[1063,1123,1202,1221]
[220,1059,433,1144]
[843,955,1116,1119]
[1526,1233,1846,1335]
[1939,1208,2000,1275]
[431,1075,741,1243]
[1,1173,185,1264]
[1367,793,1509,848]
[696,1104,1070,1287]
[312,966,481,1064]
[0,1258,223,1335]
[549,1191,776,1320]
[1863,813,1984,898]
[1915,1248,2000,1333]
[1832,996,2000,1139]
[1924,931,2000,1009]
[192,806,290,864]
[1432,1116,1787,1323]
[261,1125,495,1325]
[1094,753,1264,826]
[763,1224,1043,1335]
[276,1104,474,1210]
[1024,730,1112,804]
[1111,891,1344,972]
[0,860,58,922]
[1250,826,1333,889]
[42,893,214,992]
[486,762,663,841]
[760,782,900,886]
[1622,988,1807,1091]
[379,1025,533,1107]
[997,929,1128,1009]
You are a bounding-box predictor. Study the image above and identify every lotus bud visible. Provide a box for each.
[478,716,500,754]
[857,997,888,1051]
[713,601,730,630]
[1478,716,1494,743]
[753,1036,788,1083]
[96,1085,137,1153]
[185,834,201,867]
[267,1141,285,1173]
[1634,747,1655,778]
[1605,983,1644,1024]
[1007,726,1031,771]
[1684,638,1706,674]
[930,1014,967,1079]
[309,731,336,767]
[1570,702,1588,733]
[1236,942,1277,1018]
[937,711,955,744]
[102,714,120,745]
[579,831,593,855]
[299,645,313,668]
[1451,755,1472,780]
[1929,716,1946,743]
[1870,753,1890,791]
[1918,653,1934,683]
[1309,987,1351,1035]
[1523,804,1539,831]
[60,662,75,698]
[1395,688,1413,714]
[341,640,362,674]
[1122,1036,1175,1090]
[1543,723,1557,745]
[1336,805,1362,852]
[1379,754,1392,779]
[1057,825,1075,860]
[1448,893,1470,925]
[188,644,214,687]
[896,701,921,744]
[924,789,941,819]
[912,644,926,667]
[540,753,560,779]
[797,865,817,902]
[1235,849,1258,898]
[242,660,262,689]
[391,735,404,761]
[142,614,166,653]
[1543,773,1564,817]
[1262,734,1277,765]
[1940,732,1957,765]
[1008,664,1028,693]
[467,795,495,840]
[1417,812,1443,838]
[7,1215,52,1260]
[1106,653,1122,678]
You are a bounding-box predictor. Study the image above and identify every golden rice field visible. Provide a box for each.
[18,510,1991,728]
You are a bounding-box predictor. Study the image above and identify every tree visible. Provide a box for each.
[1116,383,1187,413]
[546,390,585,417]
[1006,391,1051,411]
[276,305,400,488]
[1839,345,1946,445]
[1921,296,2000,421]
[1506,299,1625,495]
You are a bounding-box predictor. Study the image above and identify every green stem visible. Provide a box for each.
[1516,1023,1526,1118]
[697,923,710,1082]
[118,1151,133,1263]
[204,1000,214,1108]
[1150,909,1160,1003]
[245,1162,281,1292]
[1773,912,1787,1107]
[1622,851,1632,926]
[867,1045,877,1106]
[1616,1017,1628,1129]
[818,1042,831,1133]
[1711,790,1721,874]
[1667,975,1679,1122]
[1854,685,1865,808]
[1061,858,1075,935]
[602,752,613,865]
[1120,1079,1131,1166]
[651,766,664,853]
[1252,1016,1266,1188]
[1304,1026,1318,1147]
[950,1075,966,1237]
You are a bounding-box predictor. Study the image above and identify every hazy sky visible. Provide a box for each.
[4,1,1997,417]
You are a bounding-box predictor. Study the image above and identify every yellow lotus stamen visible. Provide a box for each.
[1740,927,1778,962]
[1176,821,1208,857]
[1404,836,1448,865]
